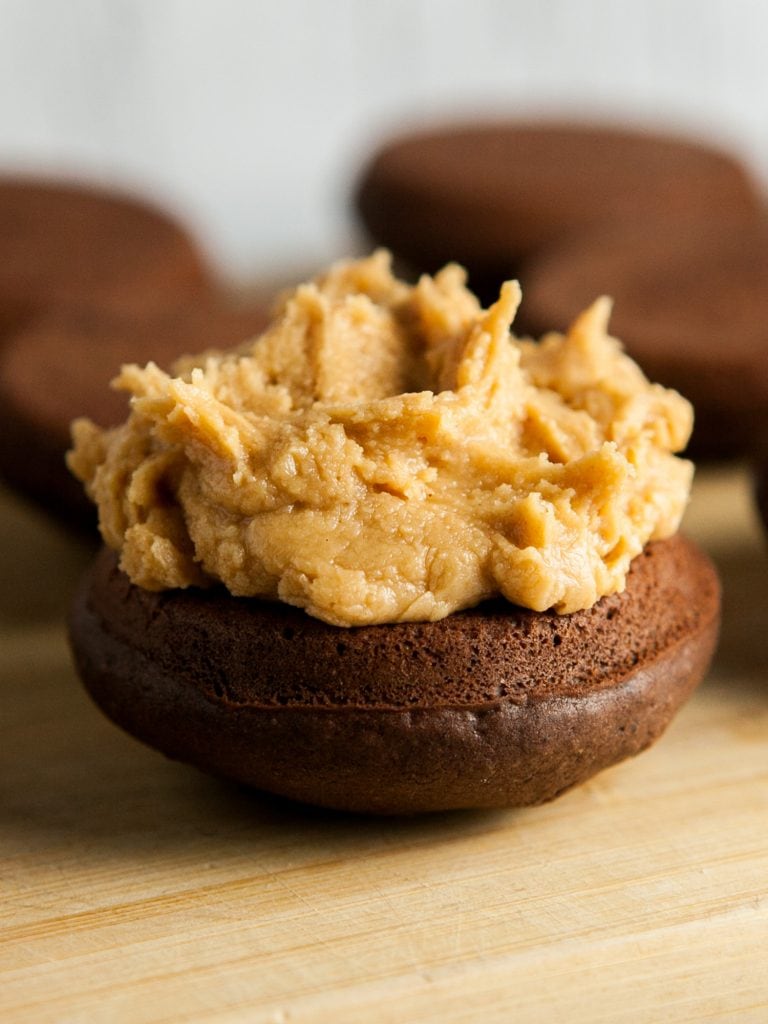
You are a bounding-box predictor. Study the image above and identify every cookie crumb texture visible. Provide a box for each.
[69,535,720,813]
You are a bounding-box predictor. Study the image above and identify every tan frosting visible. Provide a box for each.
[68,251,693,627]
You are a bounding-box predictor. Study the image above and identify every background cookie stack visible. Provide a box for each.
[3,121,768,529]
[354,120,768,464]
[0,179,268,523]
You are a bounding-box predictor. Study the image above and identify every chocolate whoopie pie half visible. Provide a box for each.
[68,535,720,814]
[0,177,210,336]
[521,222,768,460]
[0,300,268,524]
[355,120,761,294]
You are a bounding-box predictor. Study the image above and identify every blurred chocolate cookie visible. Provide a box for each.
[0,300,268,523]
[355,120,761,294]
[522,223,768,459]
[0,177,210,335]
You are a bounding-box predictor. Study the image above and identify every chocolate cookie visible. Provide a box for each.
[0,177,210,335]
[355,121,761,294]
[0,300,268,523]
[521,223,768,459]
[68,535,720,814]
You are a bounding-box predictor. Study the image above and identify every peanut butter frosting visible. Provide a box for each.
[68,251,693,626]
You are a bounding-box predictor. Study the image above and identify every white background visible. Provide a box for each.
[1,0,766,283]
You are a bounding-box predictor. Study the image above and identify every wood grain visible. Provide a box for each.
[1,465,767,1023]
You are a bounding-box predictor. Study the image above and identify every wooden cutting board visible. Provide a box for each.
[2,465,767,1023]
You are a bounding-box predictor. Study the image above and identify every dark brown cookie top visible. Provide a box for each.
[521,223,768,459]
[83,533,719,711]
[0,299,269,522]
[1,299,270,433]
[0,177,210,334]
[355,120,762,285]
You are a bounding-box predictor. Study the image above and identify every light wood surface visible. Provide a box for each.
[2,465,767,1023]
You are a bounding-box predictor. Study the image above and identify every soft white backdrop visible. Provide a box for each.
[1,0,766,282]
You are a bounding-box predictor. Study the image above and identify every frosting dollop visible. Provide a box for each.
[69,251,693,626]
